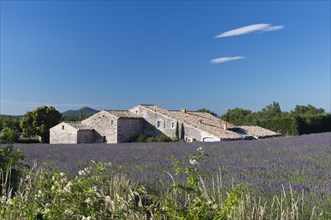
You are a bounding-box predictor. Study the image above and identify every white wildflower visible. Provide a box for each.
[82,216,92,220]
[79,170,85,176]
[85,197,91,205]
[104,196,111,203]
[197,147,203,152]
[44,208,50,214]
[84,167,91,174]
[36,190,43,198]
[6,198,13,205]
[189,159,198,165]
[64,181,72,193]
[64,209,73,215]
[1,196,6,203]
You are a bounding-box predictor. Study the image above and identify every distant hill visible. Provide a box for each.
[61,107,99,118]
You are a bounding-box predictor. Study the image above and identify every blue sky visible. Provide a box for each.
[1,1,330,115]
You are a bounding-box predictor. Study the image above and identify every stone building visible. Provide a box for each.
[50,104,281,144]
[50,122,95,144]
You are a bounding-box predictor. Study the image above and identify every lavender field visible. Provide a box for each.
[15,132,331,198]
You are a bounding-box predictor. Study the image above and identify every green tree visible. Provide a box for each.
[196,108,218,117]
[291,104,325,115]
[175,121,179,140]
[0,127,19,144]
[20,106,62,143]
[260,102,282,119]
[220,108,252,125]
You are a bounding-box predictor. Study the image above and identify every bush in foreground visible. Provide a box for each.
[0,148,328,219]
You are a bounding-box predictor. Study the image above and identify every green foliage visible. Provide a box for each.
[0,162,148,219]
[0,148,327,219]
[157,148,243,220]
[260,101,282,119]
[196,108,218,117]
[20,106,62,143]
[221,108,253,125]
[136,134,172,143]
[0,116,21,132]
[175,121,179,140]
[136,134,149,142]
[257,117,299,136]
[157,134,171,142]
[0,145,27,195]
[292,104,325,115]
[220,102,330,135]
[296,114,331,135]
[0,128,19,144]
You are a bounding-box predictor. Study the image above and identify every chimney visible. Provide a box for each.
[223,122,227,130]
[181,109,187,113]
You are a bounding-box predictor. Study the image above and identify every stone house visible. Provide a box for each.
[50,104,281,144]
[50,122,95,144]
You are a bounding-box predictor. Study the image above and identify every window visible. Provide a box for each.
[62,125,64,130]
[171,121,176,129]
[186,137,193,142]
[111,120,114,126]
[156,120,164,128]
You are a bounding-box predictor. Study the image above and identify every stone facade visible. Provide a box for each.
[50,122,95,144]
[117,118,144,143]
[50,104,281,144]
[82,111,118,143]
[130,105,225,142]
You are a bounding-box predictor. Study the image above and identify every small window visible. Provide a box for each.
[156,120,164,128]
[62,125,64,130]
[171,121,176,129]
[111,120,114,126]
[186,137,193,142]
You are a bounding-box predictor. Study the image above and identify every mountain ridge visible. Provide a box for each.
[61,107,99,117]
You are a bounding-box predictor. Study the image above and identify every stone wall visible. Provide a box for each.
[77,130,96,143]
[130,106,177,138]
[82,111,118,143]
[182,124,220,142]
[117,118,144,143]
[130,105,220,141]
[50,122,78,144]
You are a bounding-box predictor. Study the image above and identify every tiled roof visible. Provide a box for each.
[105,110,141,118]
[65,122,93,130]
[238,126,281,138]
[139,105,242,139]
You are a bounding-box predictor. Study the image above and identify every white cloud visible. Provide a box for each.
[215,24,284,38]
[210,56,245,64]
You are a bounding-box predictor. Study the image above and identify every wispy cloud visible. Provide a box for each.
[215,23,284,38]
[210,56,245,64]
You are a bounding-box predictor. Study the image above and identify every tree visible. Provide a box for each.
[220,108,252,125]
[175,121,180,140]
[260,102,282,119]
[0,127,19,144]
[20,106,62,143]
[196,108,218,117]
[291,104,325,115]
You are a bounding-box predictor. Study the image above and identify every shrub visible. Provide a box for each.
[157,134,171,142]
[136,134,148,142]
[0,145,27,195]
